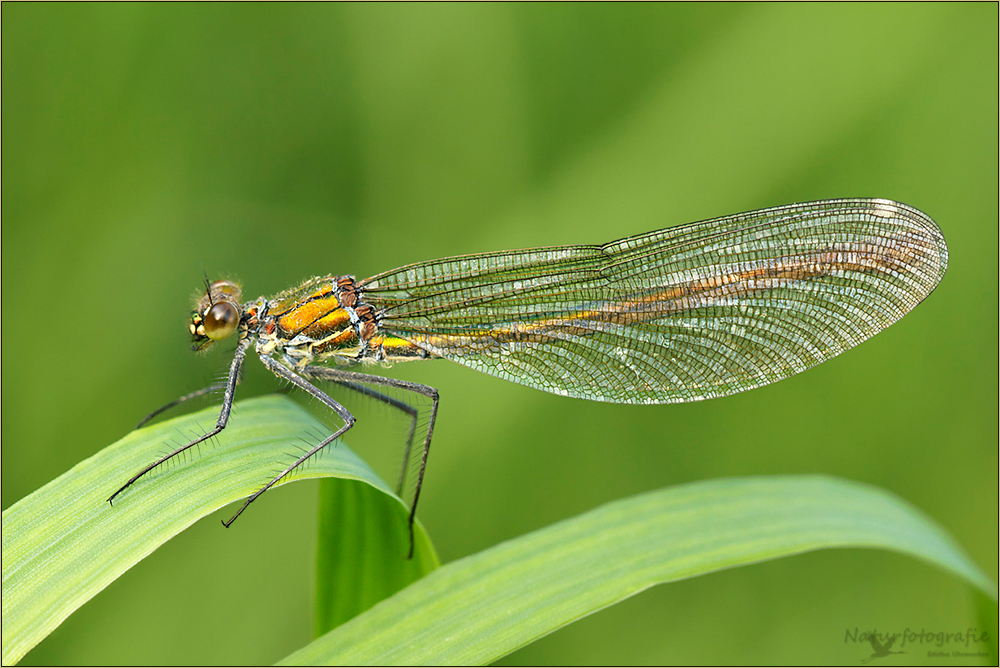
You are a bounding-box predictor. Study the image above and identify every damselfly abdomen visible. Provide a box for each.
[110,198,948,555]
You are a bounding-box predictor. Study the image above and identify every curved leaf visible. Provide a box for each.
[280,475,997,666]
[315,477,439,636]
[0,395,437,666]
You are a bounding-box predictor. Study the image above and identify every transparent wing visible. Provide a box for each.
[359,199,948,404]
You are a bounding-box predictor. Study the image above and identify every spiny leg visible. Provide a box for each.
[109,337,250,505]
[221,355,357,527]
[325,378,420,497]
[136,382,228,429]
[297,365,439,559]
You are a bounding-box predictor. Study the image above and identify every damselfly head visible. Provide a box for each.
[190,279,243,351]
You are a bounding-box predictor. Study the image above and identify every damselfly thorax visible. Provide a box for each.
[265,277,438,367]
[111,198,949,556]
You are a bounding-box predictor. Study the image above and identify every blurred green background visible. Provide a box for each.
[2,4,996,665]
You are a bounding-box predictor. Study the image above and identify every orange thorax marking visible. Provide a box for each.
[276,295,350,338]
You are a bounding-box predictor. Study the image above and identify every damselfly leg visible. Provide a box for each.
[136,382,229,430]
[220,354,357,528]
[113,340,436,557]
[108,337,251,506]
[295,365,440,557]
[325,378,421,498]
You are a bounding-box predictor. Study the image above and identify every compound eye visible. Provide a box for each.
[204,302,240,341]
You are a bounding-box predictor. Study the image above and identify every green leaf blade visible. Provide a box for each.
[315,478,439,636]
[281,475,997,666]
[1,395,436,666]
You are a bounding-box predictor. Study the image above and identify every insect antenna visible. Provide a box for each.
[201,266,214,306]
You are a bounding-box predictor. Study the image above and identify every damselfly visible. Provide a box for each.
[110,199,948,554]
